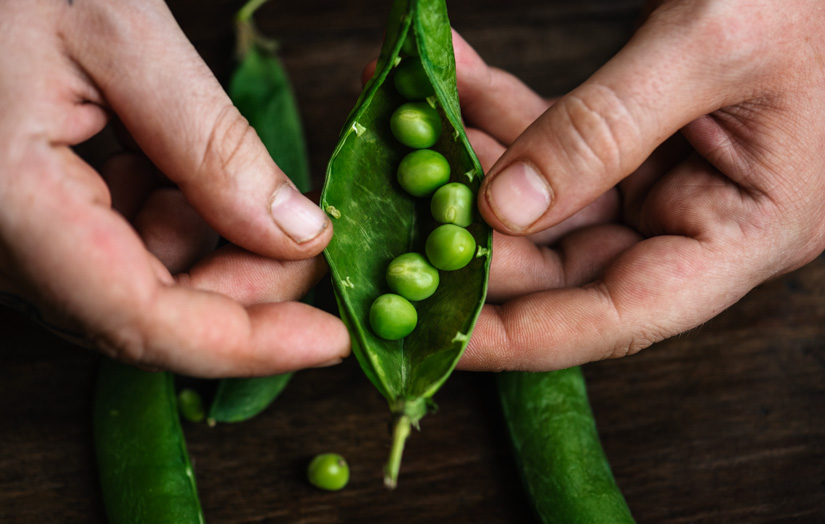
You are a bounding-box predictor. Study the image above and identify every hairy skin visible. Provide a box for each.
[0,0,349,376]
[453,0,825,371]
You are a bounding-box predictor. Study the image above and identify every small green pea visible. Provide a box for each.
[401,30,418,57]
[390,101,442,149]
[176,388,205,423]
[386,253,440,301]
[394,58,434,100]
[369,293,418,340]
[397,149,451,197]
[425,224,477,271]
[307,453,350,491]
[430,182,474,227]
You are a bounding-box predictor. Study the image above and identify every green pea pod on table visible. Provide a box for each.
[497,367,635,524]
[208,6,308,425]
[320,0,492,488]
[94,359,204,524]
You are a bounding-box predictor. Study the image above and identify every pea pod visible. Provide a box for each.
[320,0,492,487]
[209,6,308,424]
[94,359,204,524]
[497,367,635,524]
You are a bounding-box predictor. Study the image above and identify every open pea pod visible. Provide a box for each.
[320,0,491,488]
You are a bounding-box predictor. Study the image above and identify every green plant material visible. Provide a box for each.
[228,33,310,191]
[94,359,203,524]
[497,367,635,524]
[390,101,443,149]
[370,293,419,340]
[394,57,435,99]
[177,388,206,423]
[397,149,451,197]
[431,182,474,227]
[207,373,293,424]
[386,252,440,301]
[307,453,350,491]
[209,7,311,424]
[320,0,491,488]
[425,224,476,271]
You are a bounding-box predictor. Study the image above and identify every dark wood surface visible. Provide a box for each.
[2,1,824,522]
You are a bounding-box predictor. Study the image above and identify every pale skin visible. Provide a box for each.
[455,0,825,370]
[0,0,350,377]
[5,0,824,377]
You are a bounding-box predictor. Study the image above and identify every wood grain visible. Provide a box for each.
[2,1,824,522]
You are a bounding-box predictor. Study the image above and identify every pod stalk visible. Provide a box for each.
[384,415,412,489]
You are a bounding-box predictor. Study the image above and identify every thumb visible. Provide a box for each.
[477,3,745,234]
[64,0,330,259]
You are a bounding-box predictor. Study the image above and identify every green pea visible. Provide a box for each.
[425,224,477,271]
[401,29,418,57]
[397,149,451,197]
[369,293,418,340]
[394,57,435,100]
[176,388,205,423]
[307,453,350,491]
[390,101,442,149]
[386,253,440,301]
[430,182,474,227]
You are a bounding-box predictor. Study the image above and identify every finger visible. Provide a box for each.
[100,153,164,220]
[362,59,378,86]
[487,224,640,303]
[133,188,219,274]
[63,0,331,260]
[461,231,753,372]
[453,31,551,146]
[9,146,348,377]
[179,244,327,307]
[476,3,760,235]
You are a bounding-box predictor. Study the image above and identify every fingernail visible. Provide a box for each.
[486,162,552,231]
[270,184,329,244]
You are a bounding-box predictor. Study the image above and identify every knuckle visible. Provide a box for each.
[90,325,149,368]
[557,85,640,178]
[198,104,264,189]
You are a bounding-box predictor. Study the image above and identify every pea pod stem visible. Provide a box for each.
[236,0,269,23]
[384,415,412,489]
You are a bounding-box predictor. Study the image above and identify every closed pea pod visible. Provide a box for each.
[94,359,203,524]
[320,0,491,488]
[498,368,635,524]
[208,4,308,424]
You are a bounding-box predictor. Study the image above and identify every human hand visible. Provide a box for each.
[453,0,825,371]
[0,0,349,376]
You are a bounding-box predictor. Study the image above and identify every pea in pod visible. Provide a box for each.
[497,367,635,523]
[94,359,204,524]
[209,9,307,424]
[320,0,492,488]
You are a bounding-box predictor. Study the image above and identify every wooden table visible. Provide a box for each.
[2,1,824,522]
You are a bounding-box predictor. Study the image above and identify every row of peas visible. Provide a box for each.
[369,50,477,341]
